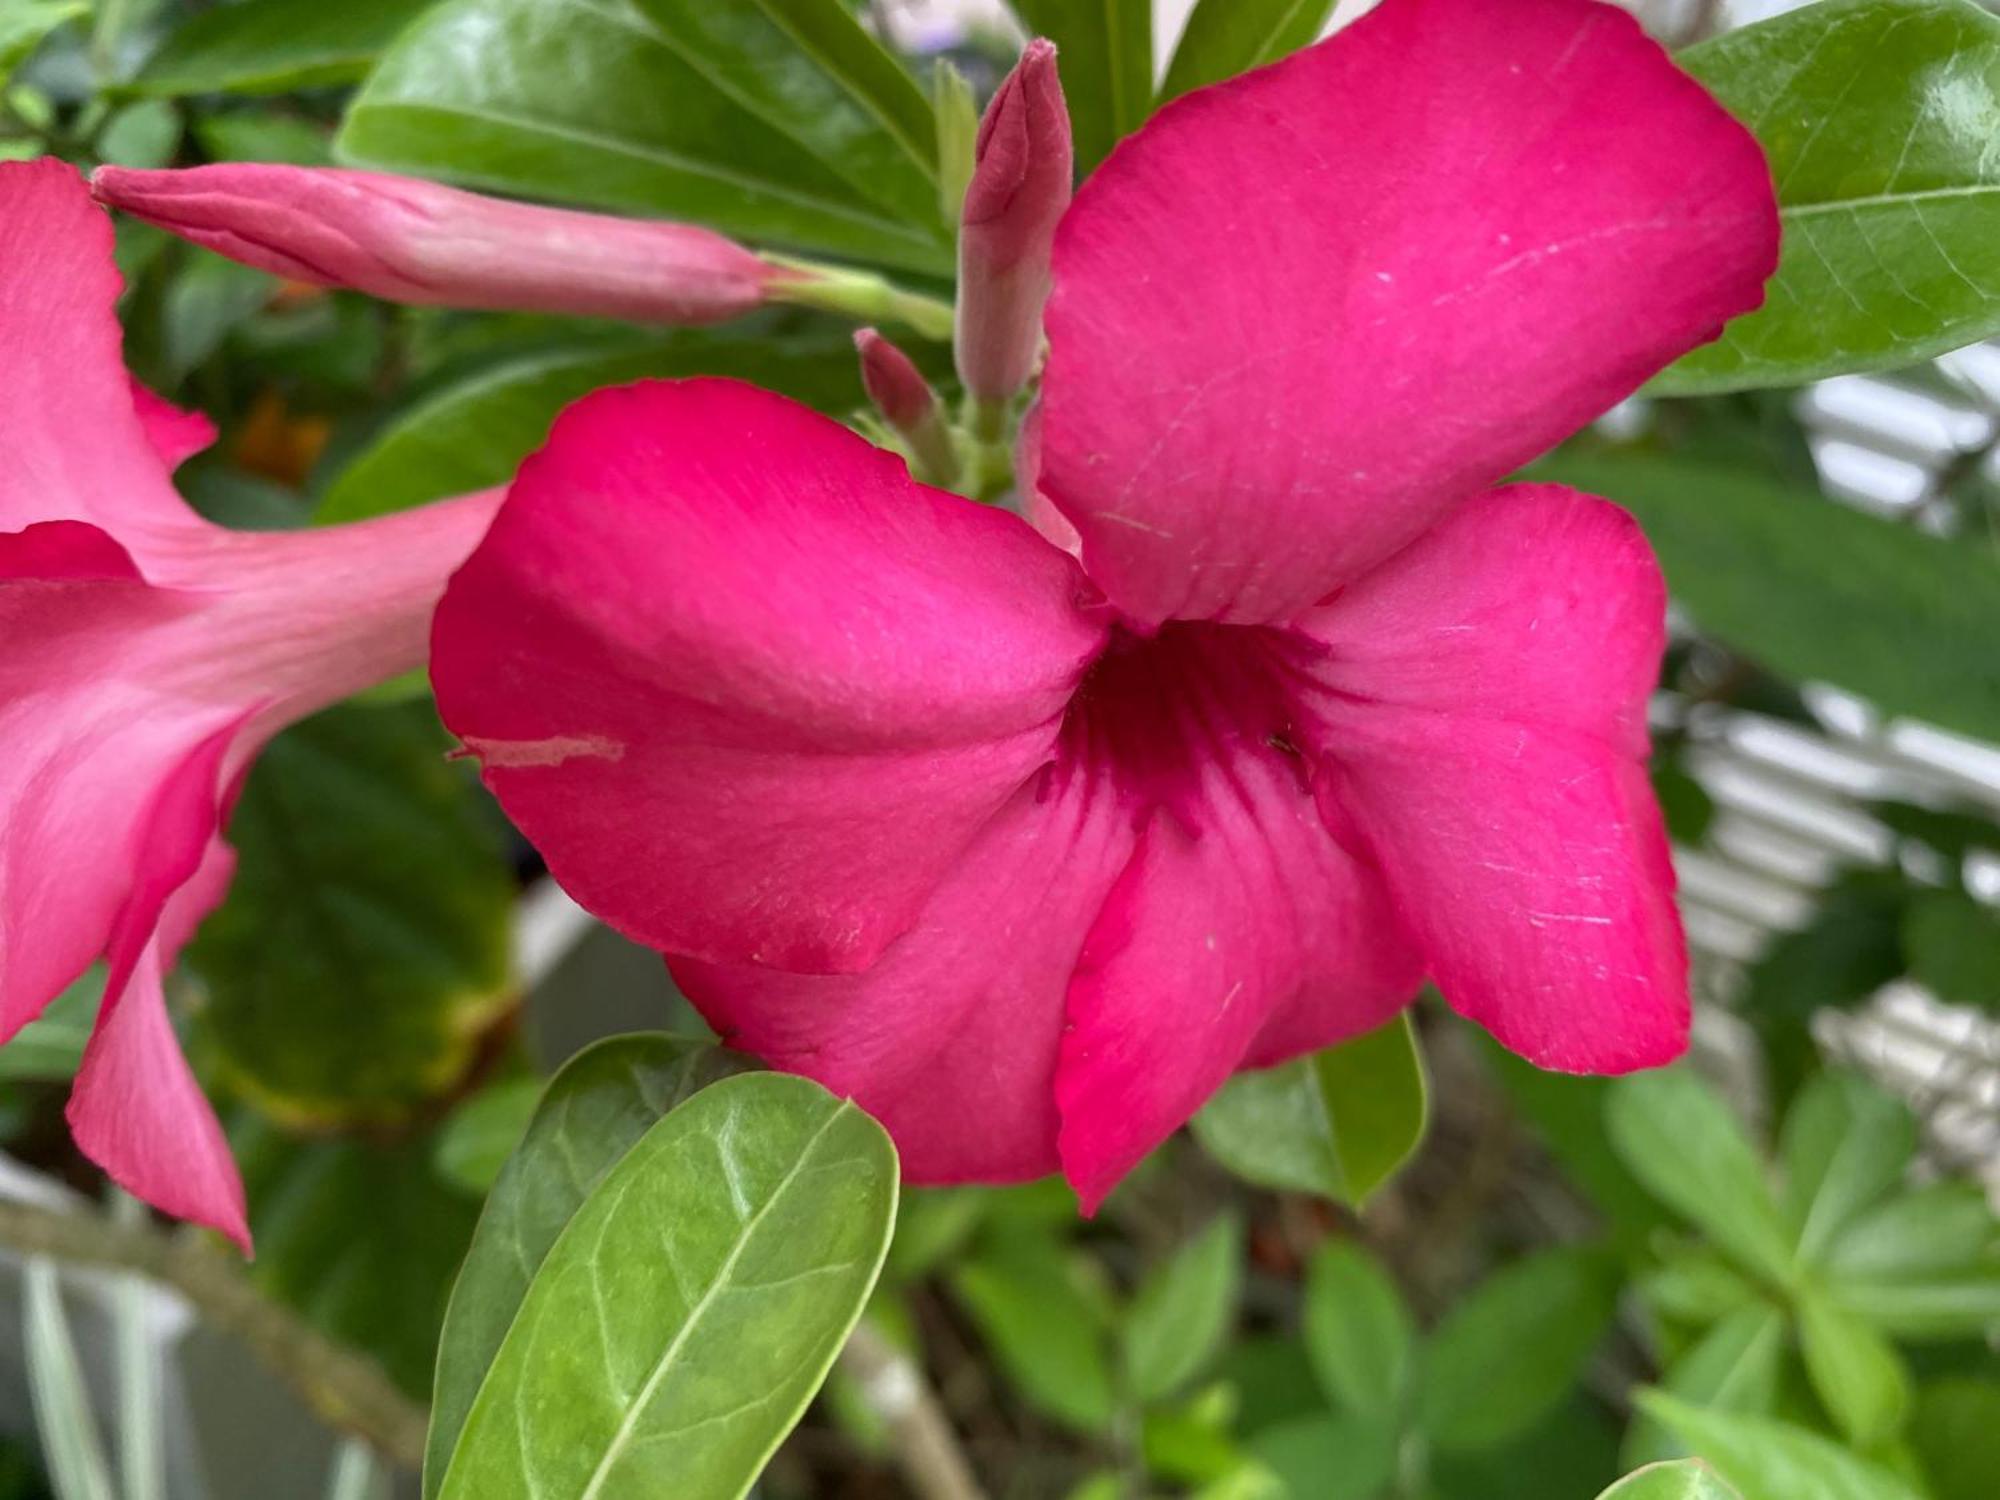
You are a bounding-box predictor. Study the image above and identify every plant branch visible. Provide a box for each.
[0,1199,427,1471]
[839,1320,988,1500]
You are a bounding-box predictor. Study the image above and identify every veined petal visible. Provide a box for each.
[1036,0,1777,626]
[675,759,1135,1185]
[432,379,1107,974]
[1298,486,1686,1072]
[0,160,205,545]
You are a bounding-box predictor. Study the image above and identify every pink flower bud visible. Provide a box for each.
[955,39,1073,403]
[856,328,959,487]
[91,164,784,325]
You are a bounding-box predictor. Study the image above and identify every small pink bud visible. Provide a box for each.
[956,39,1073,403]
[91,165,782,326]
[856,328,959,487]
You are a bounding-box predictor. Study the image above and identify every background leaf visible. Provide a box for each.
[425,1035,750,1498]
[0,1,84,84]
[1011,0,1151,173]
[1598,1460,1743,1500]
[1122,1214,1241,1404]
[1659,0,2000,393]
[1300,1241,1412,1423]
[1159,0,1335,101]
[438,1073,897,1499]
[191,700,514,1127]
[337,0,951,273]
[1796,1292,1911,1448]
[1901,890,2000,1012]
[1778,1073,1916,1263]
[135,0,437,97]
[1638,1393,1925,1500]
[1539,450,2000,747]
[1908,1378,2000,1500]
[952,1233,1117,1434]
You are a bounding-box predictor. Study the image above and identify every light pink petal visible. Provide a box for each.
[0,160,202,543]
[128,378,217,471]
[1056,747,1421,1211]
[1036,0,1777,626]
[675,760,1135,1185]
[67,722,249,1249]
[1297,486,1686,1072]
[432,379,1106,974]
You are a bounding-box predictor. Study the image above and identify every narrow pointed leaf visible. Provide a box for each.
[1160,0,1336,100]
[1011,0,1151,173]
[424,1035,751,1498]
[1778,1073,1916,1264]
[1301,1241,1413,1422]
[337,0,951,274]
[1122,1214,1241,1403]
[1797,1291,1912,1449]
[1658,0,2000,393]
[1598,1461,1743,1500]
[1624,1304,1785,1470]
[438,1073,897,1500]
[22,1261,115,1500]
[1638,1393,1925,1500]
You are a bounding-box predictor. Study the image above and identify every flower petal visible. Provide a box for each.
[128,378,217,471]
[1298,486,1686,1072]
[674,759,1135,1185]
[1036,0,1777,626]
[432,379,1107,973]
[67,720,250,1249]
[0,160,199,542]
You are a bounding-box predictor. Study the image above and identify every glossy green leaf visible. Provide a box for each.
[191,701,514,1128]
[438,1073,897,1500]
[1192,1014,1427,1208]
[953,1233,1117,1434]
[432,1078,542,1195]
[1660,0,2000,394]
[1012,0,1151,173]
[1902,890,2000,1013]
[1779,1072,1917,1263]
[1626,1304,1787,1471]
[1301,1241,1413,1422]
[1160,0,1335,100]
[1419,1248,1619,1453]
[1798,1290,1912,1448]
[239,1121,481,1398]
[1823,1182,1996,1282]
[133,0,436,96]
[425,1035,750,1498]
[1909,1377,2000,1500]
[0,1,84,83]
[1638,1393,1925,1500]
[1606,1069,1793,1286]
[1538,451,2000,746]
[316,326,860,522]
[337,0,951,274]
[1598,1461,1743,1500]
[1122,1214,1241,1404]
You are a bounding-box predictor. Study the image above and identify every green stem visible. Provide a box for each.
[767,257,956,342]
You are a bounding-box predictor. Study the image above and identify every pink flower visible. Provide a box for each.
[431,0,1779,1208]
[92,164,787,325]
[0,160,502,1247]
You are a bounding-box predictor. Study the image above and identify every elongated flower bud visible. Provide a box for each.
[856,328,959,486]
[92,164,784,325]
[955,39,1073,404]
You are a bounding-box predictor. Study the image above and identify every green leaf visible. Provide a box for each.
[1429,1394,1625,1500]
[1537,451,2000,746]
[1606,1069,1793,1287]
[1638,1392,1926,1500]
[952,1233,1117,1434]
[1660,0,2000,394]
[1597,1461,1743,1500]
[1779,1072,1917,1263]
[0,970,99,1081]
[191,701,514,1128]
[133,0,436,96]
[425,1035,750,1499]
[316,326,860,522]
[337,0,950,274]
[1300,1241,1413,1422]
[1823,1183,1996,1282]
[1193,1013,1427,1208]
[1798,1291,1912,1448]
[432,1078,542,1196]
[1902,890,2000,1013]
[1626,1304,1787,1470]
[1909,1377,2000,1500]
[1246,1413,1399,1500]
[240,1122,481,1398]
[0,1,84,83]
[437,1073,897,1500]
[1825,1266,2000,1340]
[1011,0,1151,173]
[1418,1248,1619,1453]
[1121,1214,1241,1404]
[1160,0,1335,101]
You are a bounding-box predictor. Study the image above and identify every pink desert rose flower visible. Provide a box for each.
[431,0,1780,1208]
[0,159,502,1248]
